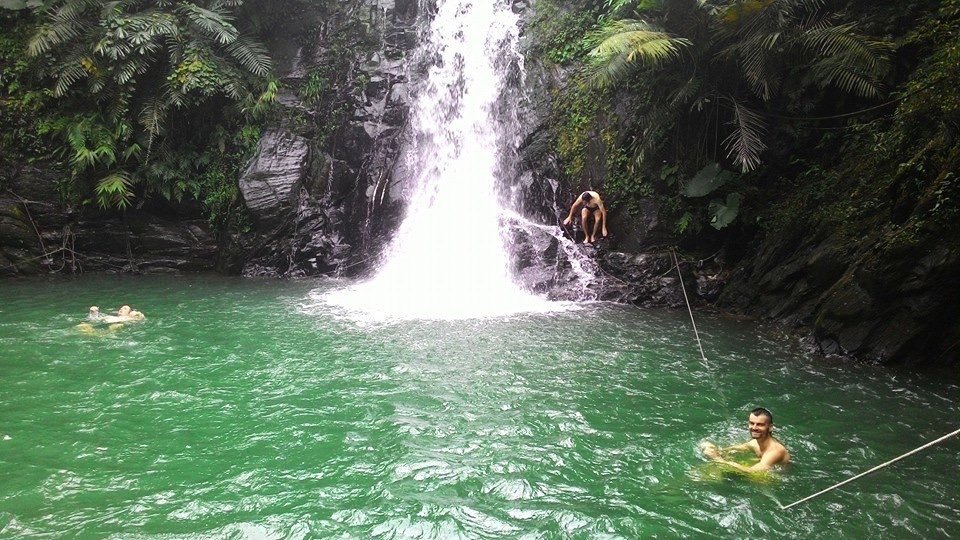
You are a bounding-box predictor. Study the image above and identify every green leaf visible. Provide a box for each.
[659,163,678,181]
[682,163,733,197]
[584,19,691,88]
[95,171,135,208]
[676,211,693,234]
[708,192,742,230]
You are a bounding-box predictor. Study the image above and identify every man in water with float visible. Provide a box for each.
[562,190,608,245]
[90,305,145,323]
[700,407,790,472]
[78,305,145,334]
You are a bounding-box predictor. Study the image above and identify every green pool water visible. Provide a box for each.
[0,274,957,538]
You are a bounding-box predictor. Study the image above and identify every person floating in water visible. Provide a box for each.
[78,305,145,335]
[85,305,145,324]
[700,407,790,472]
[562,190,608,245]
[116,305,145,321]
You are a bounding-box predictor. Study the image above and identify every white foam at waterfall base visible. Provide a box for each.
[320,0,569,321]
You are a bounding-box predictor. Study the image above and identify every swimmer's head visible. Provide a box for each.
[129,310,145,320]
[750,407,773,425]
[118,305,132,316]
[89,306,100,317]
[748,407,774,440]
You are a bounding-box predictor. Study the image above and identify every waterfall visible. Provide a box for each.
[322,0,566,320]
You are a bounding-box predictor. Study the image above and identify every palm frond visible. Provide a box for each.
[211,0,243,8]
[718,30,784,100]
[54,57,90,96]
[95,170,135,208]
[176,2,238,44]
[722,98,767,172]
[670,75,703,109]
[28,0,98,56]
[800,22,890,78]
[138,94,167,137]
[806,55,884,98]
[585,19,690,88]
[224,36,272,77]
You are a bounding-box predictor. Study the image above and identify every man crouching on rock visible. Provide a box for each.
[562,190,608,245]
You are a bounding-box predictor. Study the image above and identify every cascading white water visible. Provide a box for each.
[323,0,567,320]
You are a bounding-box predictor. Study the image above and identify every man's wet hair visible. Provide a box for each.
[751,407,773,424]
[582,191,593,201]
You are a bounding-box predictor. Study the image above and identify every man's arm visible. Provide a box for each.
[720,442,753,453]
[563,195,583,225]
[712,446,786,472]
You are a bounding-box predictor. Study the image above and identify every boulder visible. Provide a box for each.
[238,130,310,230]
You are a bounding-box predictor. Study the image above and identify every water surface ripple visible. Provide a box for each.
[0,275,957,538]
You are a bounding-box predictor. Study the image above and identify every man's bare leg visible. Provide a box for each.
[581,207,592,243]
[590,209,602,244]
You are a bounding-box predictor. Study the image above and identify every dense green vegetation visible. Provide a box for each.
[532,0,955,247]
[0,0,376,233]
[1,0,275,226]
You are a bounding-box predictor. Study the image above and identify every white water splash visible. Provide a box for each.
[321,0,568,320]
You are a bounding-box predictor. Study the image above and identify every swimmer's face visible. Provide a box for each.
[748,413,772,440]
[118,305,131,316]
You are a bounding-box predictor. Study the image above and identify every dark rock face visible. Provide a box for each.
[0,167,219,276]
[235,0,416,278]
[720,221,960,366]
[506,217,633,302]
[238,130,309,231]
[73,214,218,273]
[813,240,959,366]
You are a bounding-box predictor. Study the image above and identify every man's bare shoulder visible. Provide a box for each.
[761,438,790,464]
[772,439,791,463]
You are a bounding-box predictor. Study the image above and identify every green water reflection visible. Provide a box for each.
[0,274,957,538]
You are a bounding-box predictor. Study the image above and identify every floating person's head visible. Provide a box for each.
[118,305,132,316]
[748,407,774,440]
[129,310,145,320]
[88,306,100,318]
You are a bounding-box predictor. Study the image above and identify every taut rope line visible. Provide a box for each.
[780,427,960,510]
[672,249,708,364]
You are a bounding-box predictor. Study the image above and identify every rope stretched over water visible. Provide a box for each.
[780,427,960,510]
[672,249,708,364]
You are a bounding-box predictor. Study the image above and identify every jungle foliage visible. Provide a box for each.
[0,0,278,220]
[533,0,950,241]
[0,0,379,230]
